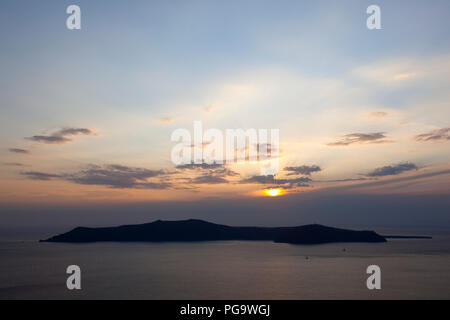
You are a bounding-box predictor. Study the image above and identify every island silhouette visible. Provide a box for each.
[41,219,394,244]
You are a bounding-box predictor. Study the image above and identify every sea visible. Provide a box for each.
[1,230,449,299]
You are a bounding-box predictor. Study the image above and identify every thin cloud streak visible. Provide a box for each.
[160,117,176,123]
[188,175,230,184]
[367,162,418,177]
[414,127,450,142]
[26,127,96,144]
[368,111,388,119]
[3,162,27,167]
[322,170,450,193]
[22,171,62,181]
[327,132,392,146]
[241,175,311,188]
[9,148,30,154]
[284,165,321,176]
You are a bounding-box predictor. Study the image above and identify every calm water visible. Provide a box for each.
[1,235,450,299]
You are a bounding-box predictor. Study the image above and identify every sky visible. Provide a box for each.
[0,0,449,231]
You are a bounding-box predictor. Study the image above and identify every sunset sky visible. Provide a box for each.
[1,0,449,230]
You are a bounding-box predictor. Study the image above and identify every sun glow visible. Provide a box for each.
[263,188,284,197]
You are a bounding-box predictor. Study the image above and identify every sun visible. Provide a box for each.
[263,188,284,197]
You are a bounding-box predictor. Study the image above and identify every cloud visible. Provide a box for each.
[229,143,279,162]
[318,177,369,183]
[327,132,392,146]
[241,175,311,188]
[57,128,93,136]
[26,127,96,144]
[212,167,240,177]
[176,162,238,176]
[20,161,241,189]
[3,162,26,167]
[27,135,71,144]
[160,117,175,123]
[189,141,213,148]
[325,169,450,193]
[284,165,321,176]
[9,148,30,154]
[366,162,418,177]
[67,164,169,189]
[22,171,62,181]
[414,127,450,142]
[21,164,171,189]
[241,175,278,184]
[176,162,239,185]
[368,111,388,119]
[188,175,230,184]
[176,163,224,170]
[255,143,280,159]
[255,143,272,152]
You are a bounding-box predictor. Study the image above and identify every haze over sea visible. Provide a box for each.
[1,228,449,299]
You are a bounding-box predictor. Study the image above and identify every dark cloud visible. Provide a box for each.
[278,176,311,187]
[57,128,93,136]
[67,164,169,189]
[27,135,70,144]
[9,148,30,154]
[414,128,450,142]
[284,165,321,176]
[211,167,240,178]
[175,162,239,185]
[327,132,392,146]
[366,162,418,177]
[26,127,95,144]
[20,161,241,189]
[272,183,310,190]
[21,164,170,189]
[188,175,230,184]
[241,175,278,184]
[318,177,369,183]
[176,163,224,170]
[176,162,239,178]
[241,175,311,188]
[22,171,62,181]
